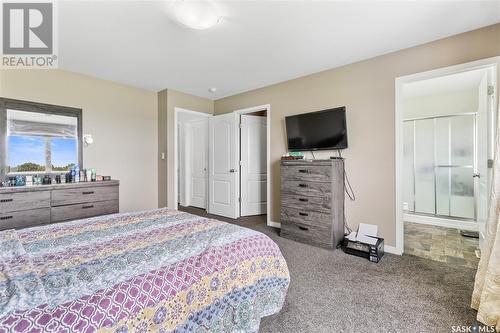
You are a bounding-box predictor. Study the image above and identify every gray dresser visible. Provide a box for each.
[280,159,344,248]
[0,180,119,231]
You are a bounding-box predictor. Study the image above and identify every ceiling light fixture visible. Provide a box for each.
[208,87,217,93]
[172,0,222,30]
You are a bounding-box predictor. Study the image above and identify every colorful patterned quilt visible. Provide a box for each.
[0,208,290,332]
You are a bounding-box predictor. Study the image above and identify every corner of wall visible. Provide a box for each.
[157,89,168,208]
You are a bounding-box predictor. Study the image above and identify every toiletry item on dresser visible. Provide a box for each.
[80,170,86,182]
[74,165,80,182]
[91,168,96,182]
[86,169,92,182]
[65,172,73,183]
[33,175,42,185]
[55,175,61,184]
[42,175,52,185]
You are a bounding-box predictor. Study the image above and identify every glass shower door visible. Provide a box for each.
[404,113,476,220]
[435,115,475,219]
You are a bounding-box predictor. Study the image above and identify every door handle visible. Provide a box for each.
[229,169,237,173]
[473,173,481,178]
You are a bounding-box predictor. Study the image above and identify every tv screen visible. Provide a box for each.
[285,107,348,151]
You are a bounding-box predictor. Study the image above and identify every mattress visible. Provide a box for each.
[0,208,290,332]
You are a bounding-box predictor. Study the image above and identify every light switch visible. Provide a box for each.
[161,153,165,160]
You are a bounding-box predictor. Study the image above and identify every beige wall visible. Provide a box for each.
[0,69,158,213]
[214,24,500,246]
[157,89,214,208]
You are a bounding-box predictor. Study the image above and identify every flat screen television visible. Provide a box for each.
[285,106,348,151]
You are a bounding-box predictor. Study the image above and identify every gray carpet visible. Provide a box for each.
[180,207,478,333]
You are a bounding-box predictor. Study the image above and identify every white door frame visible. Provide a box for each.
[233,104,275,227]
[395,57,498,255]
[174,107,211,211]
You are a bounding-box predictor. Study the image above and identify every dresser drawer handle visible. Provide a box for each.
[298,198,308,202]
[299,212,309,217]
[298,184,308,188]
[82,205,94,209]
[298,169,310,173]
[298,226,309,231]
[0,198,13,203]
[82,191,94,195]
[0,215,13,220]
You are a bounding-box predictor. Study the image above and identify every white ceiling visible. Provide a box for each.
[403,69,488,98]
[58,1,500,99]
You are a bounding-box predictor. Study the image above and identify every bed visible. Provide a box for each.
[0,208,290,332]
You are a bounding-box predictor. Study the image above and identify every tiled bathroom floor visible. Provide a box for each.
[404,221,480,269]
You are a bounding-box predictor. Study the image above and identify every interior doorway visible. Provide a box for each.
[395,57,498,266]
[175,105,271,225]
[207,105,270,220]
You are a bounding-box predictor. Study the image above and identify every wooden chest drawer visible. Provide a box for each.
[281,193,331,213]
[0,191,51,214]
[281,180,331,197]
[51,185,119,206]
[51,200,119,222]
[0,208,50,231]
[281,164,332,182]
[280,221,332,248]
[281,206,332,228]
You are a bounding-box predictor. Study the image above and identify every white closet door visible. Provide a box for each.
[189,118,208,209]
[208,113,239,218]
[240,115,267,216]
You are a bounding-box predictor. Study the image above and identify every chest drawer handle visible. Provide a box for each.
[298,226,309,231]
[298,169,310,173]
[298,198,308,202]
[299,212,309,216]
[82,191,94,195]
[0,215,13,220]
[82,205,94,209]
[298,184,308,188]
[0,198,13,203]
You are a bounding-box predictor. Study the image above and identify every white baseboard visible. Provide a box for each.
[404,213,478,231]
[384,245,402,255]
[268,221,281,228]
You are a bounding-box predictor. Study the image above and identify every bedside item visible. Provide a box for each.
[280,159,344,248]
[281,152,305,160]
[102,176,111,181]
[0,180,119,230]
[343,237,384,263]
[96,175,104,181]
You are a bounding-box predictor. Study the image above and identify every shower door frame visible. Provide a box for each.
[403,112,478,222]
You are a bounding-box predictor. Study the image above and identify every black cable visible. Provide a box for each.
[337,149,355,236]
[311,150,315,159]
[339,150,356,201]
[344,216,352,235]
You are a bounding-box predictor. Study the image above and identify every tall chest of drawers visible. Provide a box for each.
[0,180,119,231]
[280,159,344,248]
